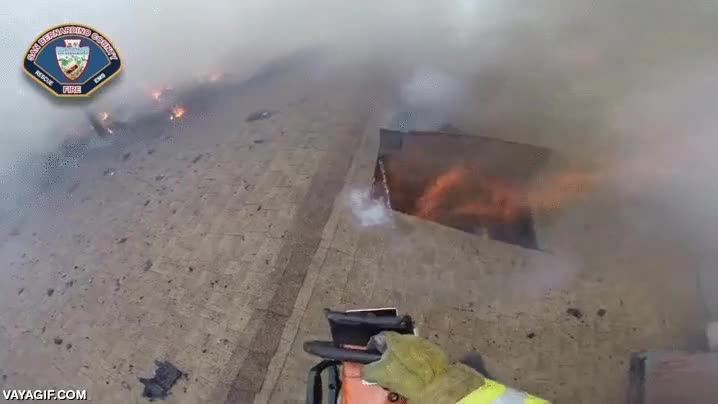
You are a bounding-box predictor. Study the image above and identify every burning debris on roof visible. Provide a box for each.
[79,65,276,142]
[99,112,114,135]
[86,110,114,138]
[150,89,162,102]
[150,86,175,104]
[169,105,186,121]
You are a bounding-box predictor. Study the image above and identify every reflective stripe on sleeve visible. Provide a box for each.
[457,379,550,404]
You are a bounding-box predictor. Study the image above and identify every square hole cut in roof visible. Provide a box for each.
[372,129,551,249]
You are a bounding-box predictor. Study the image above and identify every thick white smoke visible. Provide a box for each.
[399,67,464,131]
[348,189,393,228]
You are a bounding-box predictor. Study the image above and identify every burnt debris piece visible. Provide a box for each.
[86,110,113,138]
[139,360,183,401]
[246,110,273,122]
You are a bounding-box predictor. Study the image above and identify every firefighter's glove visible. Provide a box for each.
[361,331,484,404]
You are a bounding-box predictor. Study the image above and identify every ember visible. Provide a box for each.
[150,86,174,103]
[169,105,186,121]
[150,89,162,102]
[98,112,114,135]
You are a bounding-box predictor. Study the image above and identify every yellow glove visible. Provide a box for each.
[361,332,484,404]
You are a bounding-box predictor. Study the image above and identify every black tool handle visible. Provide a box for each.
[326,309,413,330]
[324,309,415,347]
[306,360,339,404]
[304,340,383,364]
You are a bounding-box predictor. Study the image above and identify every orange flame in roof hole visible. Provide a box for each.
[414,165,597,224]
[415,166,467,219]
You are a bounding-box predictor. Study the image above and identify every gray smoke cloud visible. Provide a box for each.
[398,67,464,131]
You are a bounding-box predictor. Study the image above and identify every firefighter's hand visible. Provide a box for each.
[361,332,484,404]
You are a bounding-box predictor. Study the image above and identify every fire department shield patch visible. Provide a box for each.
[23,23,122,97]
